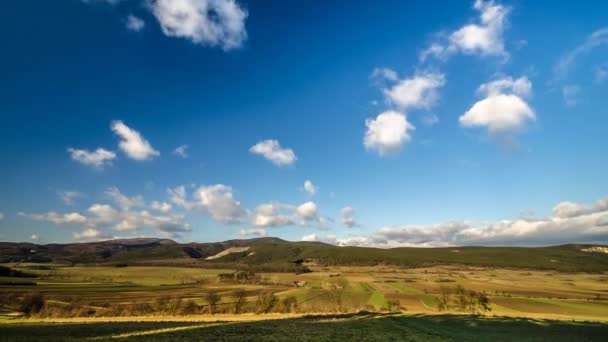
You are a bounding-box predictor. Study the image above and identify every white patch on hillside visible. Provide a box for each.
[205,246,250,260]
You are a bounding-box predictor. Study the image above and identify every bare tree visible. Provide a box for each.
[205,290,221,314]
[233,289,248,314]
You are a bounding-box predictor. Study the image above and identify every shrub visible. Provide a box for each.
[255,291,277,314]
[277,296,298,313]
[20,292,45,317]
[180,300,199,315]
[386,298,401,313]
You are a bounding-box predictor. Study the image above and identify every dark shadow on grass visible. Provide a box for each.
[1,313,608,341]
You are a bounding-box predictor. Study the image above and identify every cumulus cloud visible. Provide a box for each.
[20,187,191,240]
[421,0,510,61]
[295,201,319,222]
[477,76,532,98]
[167,186,195,211]
[169,184,243,223]
[173,145,188,158]
[106,187,145,210]
[195,184,243,223]
[301,233,320,242]
[303,180,317,196]
[251,203,293,227]
[150,0,248,50]
[384,72,446,110]
[59,191,84,206]
[74,228,107,240]
[30,234,39,241]
[460,76,535,135]
[151,201,172,213]
[249,139,297,166]
[555,28,608,80]
[371,67,399,83]
[126,15,145,32]
[19,212,87,226]
[111,120,159,161]
[364,110,414,156]
[68,148,116,168]
[553,198,608,218]
[240,228,267,237]
[311,195,608,247]
[340,206,358,228]
[249,200,328,228]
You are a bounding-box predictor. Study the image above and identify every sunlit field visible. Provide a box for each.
[1,261,608,340]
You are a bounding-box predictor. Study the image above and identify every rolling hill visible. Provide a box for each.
[1,237,607,272]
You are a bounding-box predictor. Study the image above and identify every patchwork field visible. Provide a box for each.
[1,262,607,340]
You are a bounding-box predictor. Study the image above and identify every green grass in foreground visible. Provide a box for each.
[2,313,608,341]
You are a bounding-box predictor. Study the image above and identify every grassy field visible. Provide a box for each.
[1,262,607,340]
[2,313,608,341]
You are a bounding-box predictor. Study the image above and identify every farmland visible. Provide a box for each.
[1,238,608,340]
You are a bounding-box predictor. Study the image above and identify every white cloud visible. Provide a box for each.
[150,0,248,50]
[30,234,39,241]
[420,113,439,126]
[74,228,105,240]
[111,120,159,161]
[87,204,120,224]
[314,195,608,248]
[295,201,319,222]
[371,67,399,82]
[249,200,329,228]
[0,213,4,220]
[301,233,319,242]
[151,201,172,213]
[240,228,267,237]
[303,180,317,196]
[555,28,608,80]
[340,206,358,228]
[450,0,509,57]
[419,43,446,62]
[384,72,446,110]
[553,198,608,218]
[106,187,145,210]
[421,0,510,61]
[562,84,581,107]
[68,148,116,168]
[251,203,293,227]
[59,191,83,206]
[195,184,243,223]
[460,76,535,135]
[168,185,195,211]
[173,145,188,158]
[126,15,145,32]
[21,188,191,240]
[364,110,414,156]
[249,139,297,166]
[19,212,87,226]
[478,76,532,98]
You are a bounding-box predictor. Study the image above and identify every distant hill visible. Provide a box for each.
[1,237,607,272]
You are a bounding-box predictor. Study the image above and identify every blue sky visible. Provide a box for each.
[1,0,607,246]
